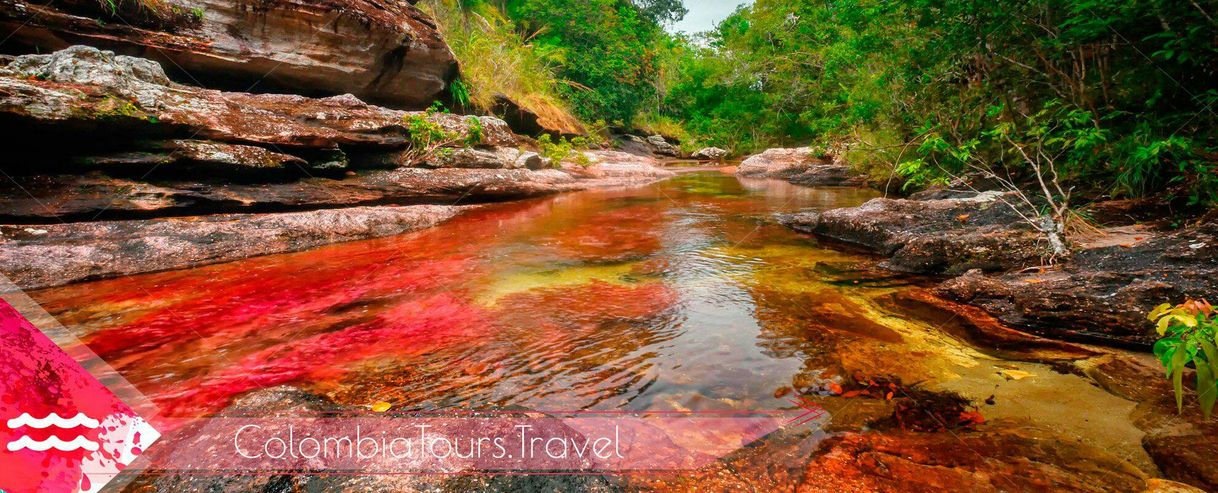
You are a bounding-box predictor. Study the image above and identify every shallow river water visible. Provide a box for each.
[29,172,1158,488]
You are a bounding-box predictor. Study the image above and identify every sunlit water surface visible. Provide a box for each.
[32,172,1150,479]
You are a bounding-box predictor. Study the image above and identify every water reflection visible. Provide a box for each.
[31,173,887,420]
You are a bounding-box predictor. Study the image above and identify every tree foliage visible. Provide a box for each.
[649,0,1218,205]
[504,0,676,125]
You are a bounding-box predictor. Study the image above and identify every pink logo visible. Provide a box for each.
[0,299,159,493]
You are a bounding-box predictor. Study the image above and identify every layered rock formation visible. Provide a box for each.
[0,205,467,289]
[780,191,1043,275]
[0,0,457,108]
[781,187,1217,346]
[0,46,674,288]
[939,219,1218,346]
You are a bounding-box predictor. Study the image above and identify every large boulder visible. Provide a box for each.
[0,0,457,109]
[738,147,825,178]
[691,147,729,161]
[646,134,681,157]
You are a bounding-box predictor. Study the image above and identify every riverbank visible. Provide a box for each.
[0,46,676,289]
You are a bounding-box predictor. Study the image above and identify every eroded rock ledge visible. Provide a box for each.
[0,205,467,289]
[0,0,457,108]
[0,46,675,289]
[781,190,1217,346]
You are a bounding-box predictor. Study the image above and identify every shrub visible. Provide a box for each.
[538,134,593,168]
[1150,300,1218,419]
[399,104,484,166]
[420,0,583,134]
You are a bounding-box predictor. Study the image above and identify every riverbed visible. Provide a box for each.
[29,172,1164,490]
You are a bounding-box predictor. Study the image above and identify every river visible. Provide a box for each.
[27,171,1156,489]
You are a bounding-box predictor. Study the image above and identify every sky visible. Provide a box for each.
[669,0,752,34]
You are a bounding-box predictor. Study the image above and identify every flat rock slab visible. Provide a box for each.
[938,219,1218,346]
[0,205,467,290]
[780,191,1044,274]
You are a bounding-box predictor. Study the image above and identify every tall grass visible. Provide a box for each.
[420,0,583,135]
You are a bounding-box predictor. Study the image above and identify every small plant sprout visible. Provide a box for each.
[1150,299,1218,419]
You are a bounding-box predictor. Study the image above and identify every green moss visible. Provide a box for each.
[80,96,153,123]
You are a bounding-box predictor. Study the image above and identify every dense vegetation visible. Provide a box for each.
[434,0,1217,206]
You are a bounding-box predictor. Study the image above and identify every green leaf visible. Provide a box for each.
[1161,346,1177,377]
[1172,348,1187,414]
[1196,352,1217,420]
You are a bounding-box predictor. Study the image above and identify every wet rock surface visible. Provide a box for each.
[938,219,1218,346]
[0,0,457,108]
[780,191,1044,274]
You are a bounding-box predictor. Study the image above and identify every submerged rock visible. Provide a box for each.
[0,0,457,108]
[798,428,1148,492]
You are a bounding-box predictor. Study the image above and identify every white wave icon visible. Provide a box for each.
[6,412,102,453]
[7,412,101,430]
[7,435,100,452]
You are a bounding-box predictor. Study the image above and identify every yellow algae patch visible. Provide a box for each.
[473,261,646,306]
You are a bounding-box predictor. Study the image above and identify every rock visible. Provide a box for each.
[0,163,675,224]
[0,46,516,163]
[614,134,656,158]
[646,134,681,157]
[937,219,1218,346]
[780,191,1045,274]
[491,93,585,137]
[798,428,1148,492]
[788,164,868,187]
[0,205,467,289]
[691,147,729,161]
[430,146,530,169]
[0,0,457,108]
[738,147,826,178]
[78,140,308,179]
[580,150,677,180]
[516,151,545,170]
[1143,435,1218,491]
